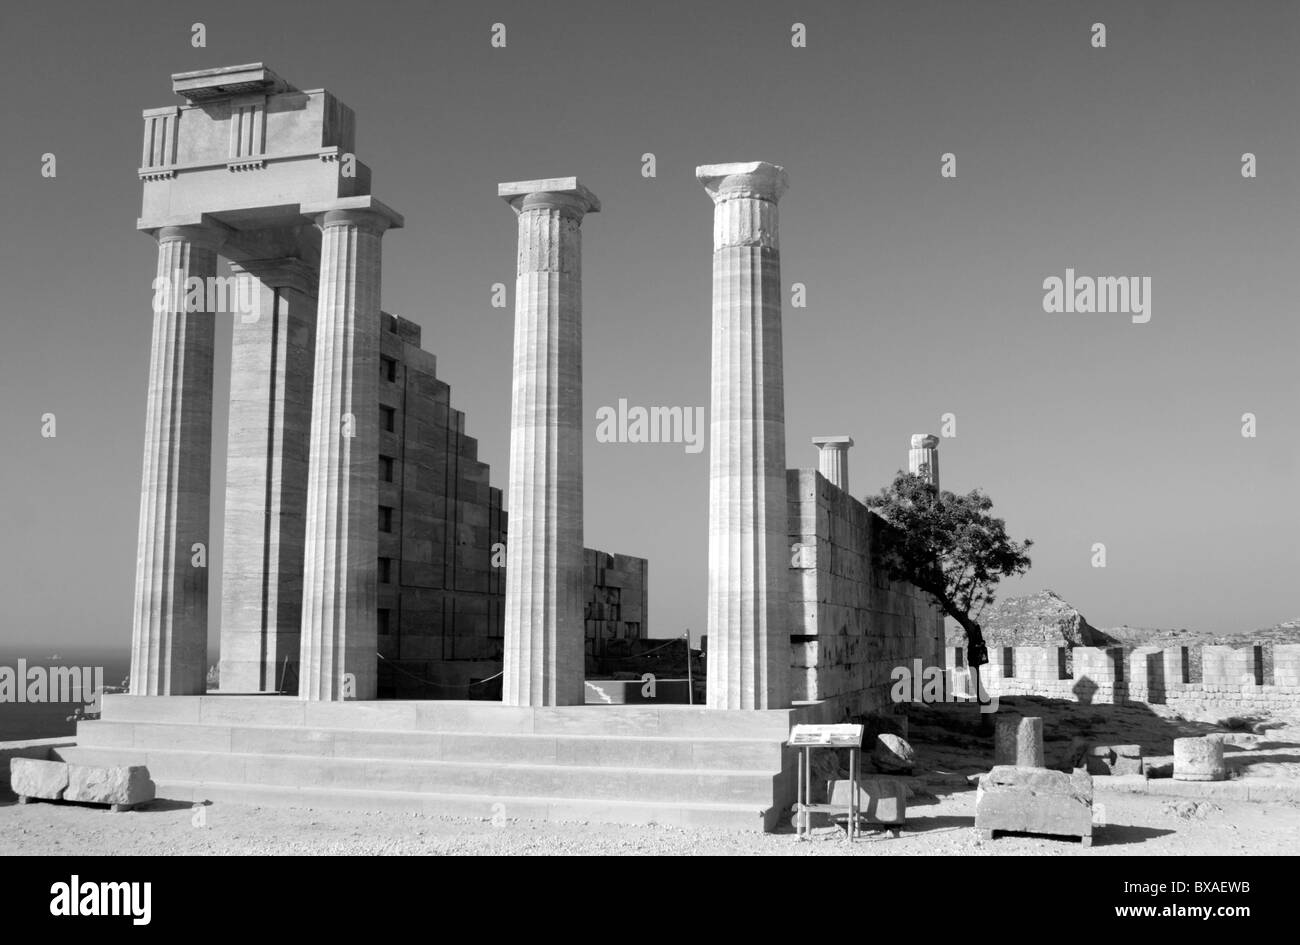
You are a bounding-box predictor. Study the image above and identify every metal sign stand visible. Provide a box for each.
[791,724,864,841]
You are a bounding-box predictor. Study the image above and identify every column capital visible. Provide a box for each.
[155,222,229,252]
[498,177,601,219]
[696,161,788,204]
[812,435,854,450]
[911,433,939,450]
[303,195,404,234]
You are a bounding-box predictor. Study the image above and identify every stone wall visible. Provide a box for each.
[374,314,648,698]
[947,643,1300,714]
[787,469,945,719]
[584,550,649,658]
[377,313,506,680]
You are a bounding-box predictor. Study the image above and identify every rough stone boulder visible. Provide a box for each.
[10,758,69,801]
[953,590,1111,648]
[65,764,155,808]
[976,765,1093,844]
[872,734,916,774]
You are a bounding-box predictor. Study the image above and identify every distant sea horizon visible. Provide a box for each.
[0,645,218,741]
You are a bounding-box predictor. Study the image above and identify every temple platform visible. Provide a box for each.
[70,695,824,831]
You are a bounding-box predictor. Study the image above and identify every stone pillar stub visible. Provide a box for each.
[909,433,940,487]
[498,177,598,707]
[698,160,790,710]
[298,198,401,701]
[811,435,853,492]
[219,256,318,693]
[131,221,227,695]
[994,715,1045,767]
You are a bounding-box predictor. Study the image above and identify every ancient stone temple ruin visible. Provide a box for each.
[79,65,945,830]
[129,65,646,702]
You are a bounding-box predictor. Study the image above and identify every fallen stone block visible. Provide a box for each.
[827,777,907,826]
[65,764,155,810]
[1174,737,1226,782]
[1085,744,1143,777]
[1209,732,1259,751]
[976,765,1093,845]
[1144,756,1174,779]
[10,758,69,801]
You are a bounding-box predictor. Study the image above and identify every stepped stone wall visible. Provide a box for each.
[370,314,648,699]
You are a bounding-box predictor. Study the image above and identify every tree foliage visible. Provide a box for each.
[864,467,1032,668]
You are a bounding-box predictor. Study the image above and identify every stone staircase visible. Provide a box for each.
[70,695,802,830]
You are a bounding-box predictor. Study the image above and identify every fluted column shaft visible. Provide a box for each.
[299,209,388,701]
[698,162,790,710]
[499,180,599,706]
[131,224,222,695]
[219,259,316,693]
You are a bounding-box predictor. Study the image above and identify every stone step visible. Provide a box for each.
[55,745,781,805]
[99,695,797,740]
[75,720,784,771]
[157,779,779,830]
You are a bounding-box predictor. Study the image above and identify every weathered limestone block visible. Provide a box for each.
[65,765,156,808]
[1085,744,1143,776]
[1173,736,1226,781]
[10,758,68,800]
[1212,733,1259,751]
[976,765,1093,843]
[994,716,1045,767]
[827,777,906,825]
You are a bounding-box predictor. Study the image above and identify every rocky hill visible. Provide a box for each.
[946,590,1114,647]
[944,590,1300,649]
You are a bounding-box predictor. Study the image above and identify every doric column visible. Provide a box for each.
[131,223,224,695]
[909,434,940,487]
[218,258,316,693]
[811,435,853,492]
[697,161,790,710]
[498,177,600,707]
[299,204,398,701]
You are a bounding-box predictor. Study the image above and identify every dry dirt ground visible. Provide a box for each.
[2,788,1297,856]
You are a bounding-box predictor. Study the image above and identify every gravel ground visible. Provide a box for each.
[3,787,1298,856]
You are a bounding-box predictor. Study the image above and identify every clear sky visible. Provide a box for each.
[0,0,1296,656]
